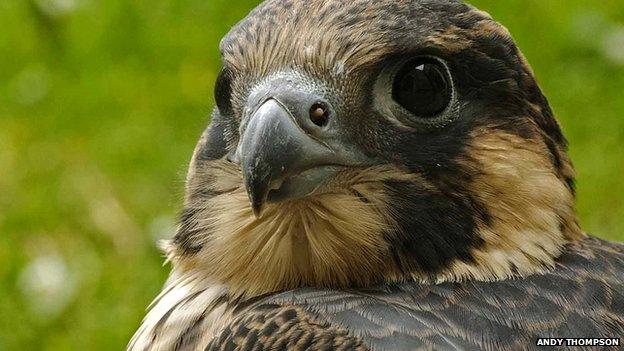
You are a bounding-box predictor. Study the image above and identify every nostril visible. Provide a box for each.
[309,101,330,127]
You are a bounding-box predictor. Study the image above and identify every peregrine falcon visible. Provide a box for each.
[129,0,624,350]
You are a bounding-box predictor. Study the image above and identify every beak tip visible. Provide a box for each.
[245,175,268,219]
[251,202,264,218]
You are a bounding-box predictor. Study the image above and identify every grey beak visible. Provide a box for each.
[231,73,377,217]
[236,98,333,216]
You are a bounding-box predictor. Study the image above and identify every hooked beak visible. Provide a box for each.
[231,86,372,217]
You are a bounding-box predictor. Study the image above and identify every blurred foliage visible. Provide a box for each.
[0,0,622,349]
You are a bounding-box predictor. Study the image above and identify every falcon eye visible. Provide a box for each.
[392,58,451,117]
[214,67,233,116]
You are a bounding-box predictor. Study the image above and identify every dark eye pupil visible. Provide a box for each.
[392,58,451,117]
[214,68,233,116]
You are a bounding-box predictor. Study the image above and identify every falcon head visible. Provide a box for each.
[169,0,584,297]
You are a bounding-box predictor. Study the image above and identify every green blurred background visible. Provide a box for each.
[0,0,622,349]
